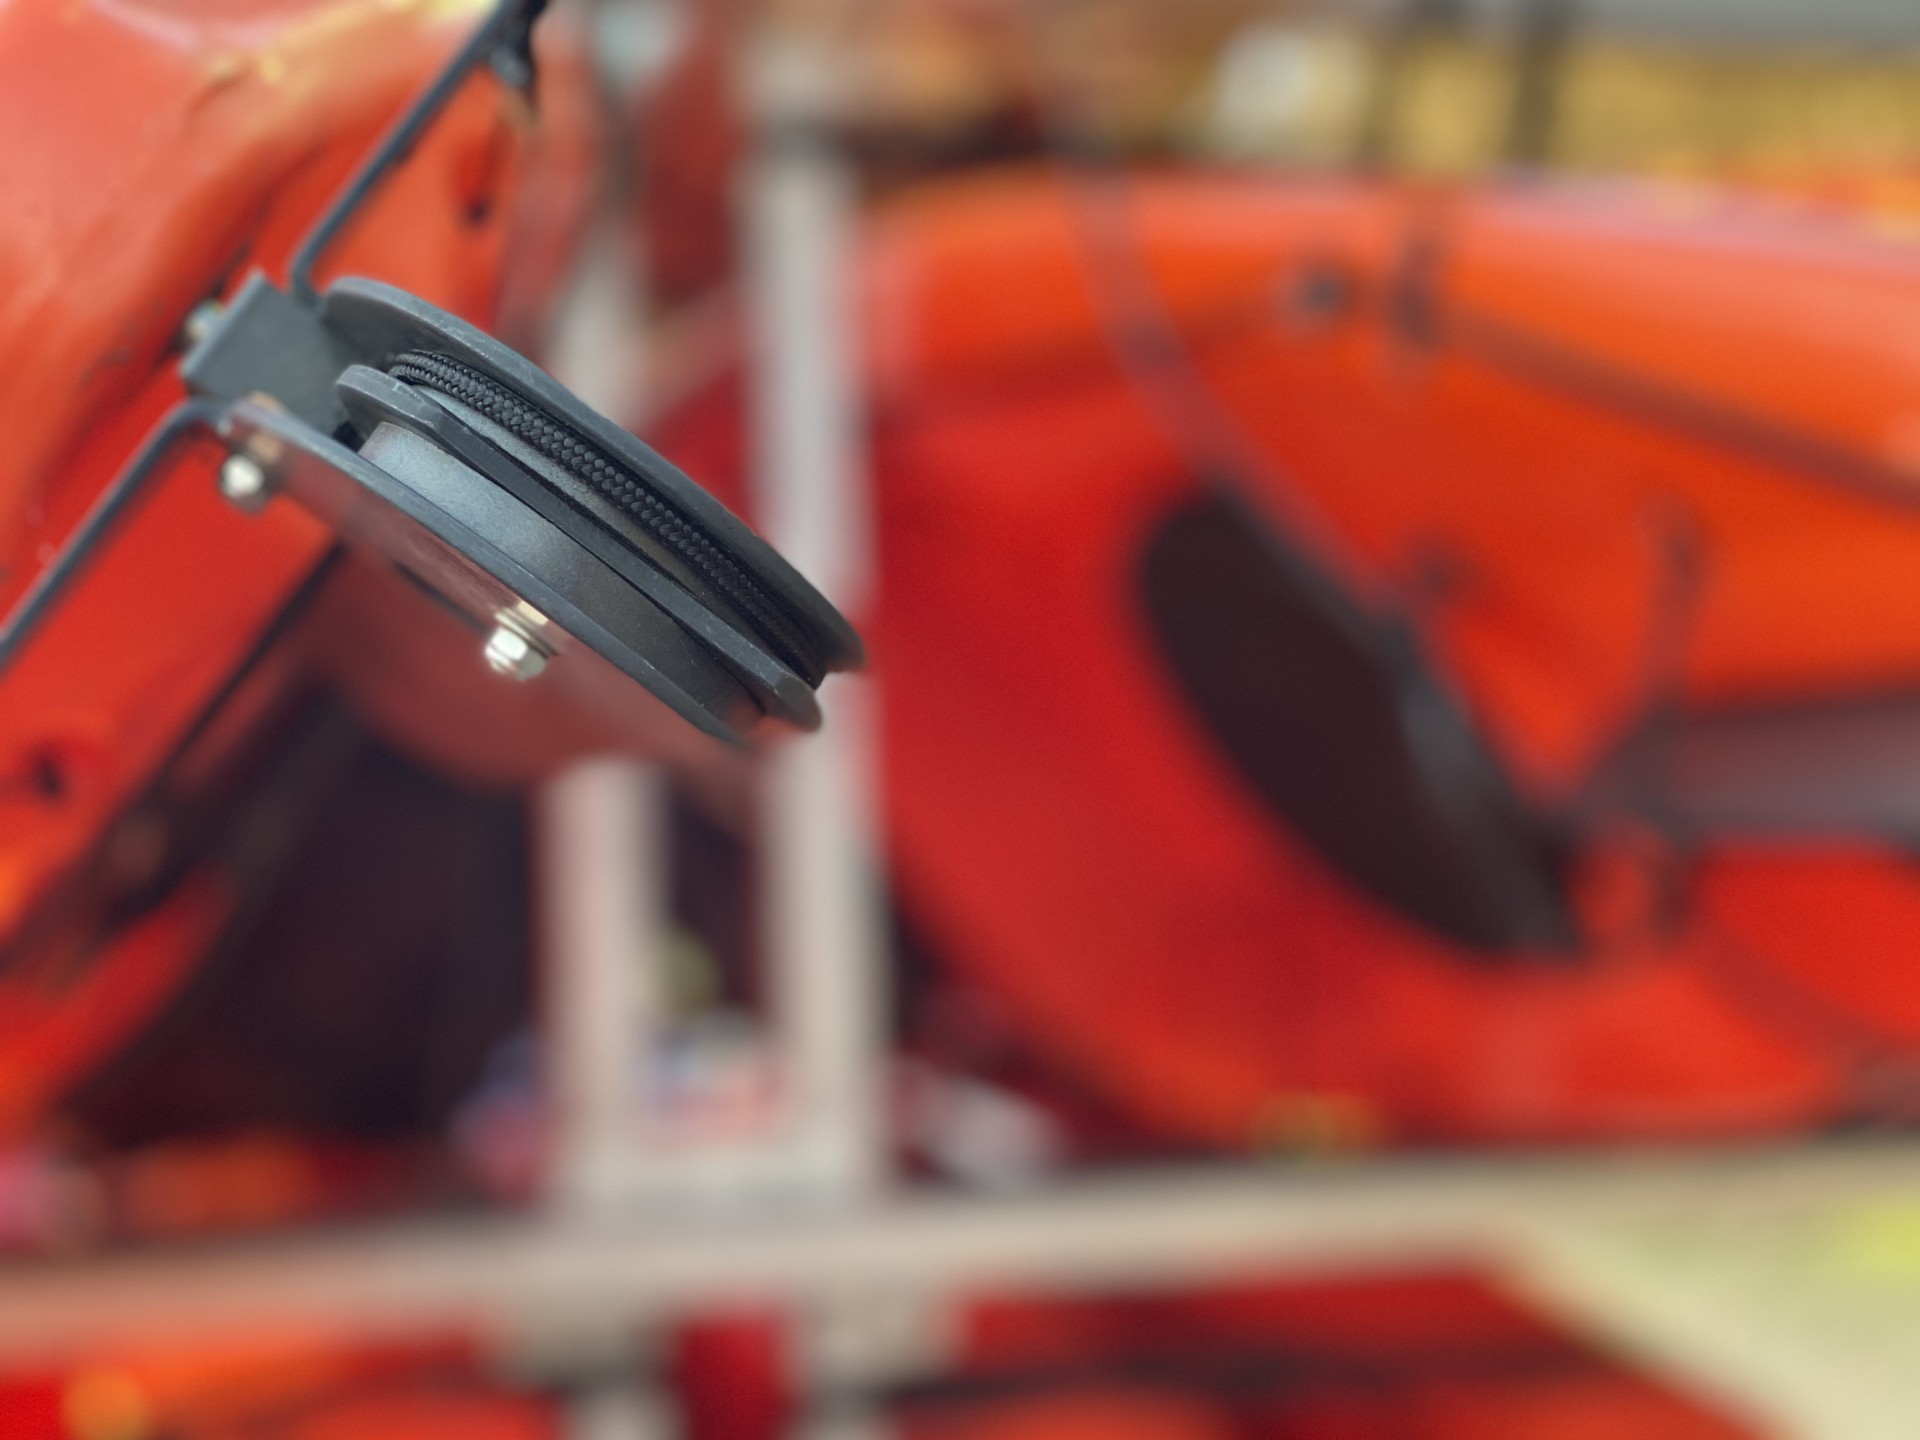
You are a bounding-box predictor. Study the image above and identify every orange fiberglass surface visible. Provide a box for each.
[665,165,1920,1149]
[0,0,588,1139]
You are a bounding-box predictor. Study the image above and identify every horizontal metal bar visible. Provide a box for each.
[3,1143,1919,1365]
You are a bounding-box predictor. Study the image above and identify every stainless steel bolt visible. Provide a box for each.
[182,299,226,349]
[483,619,548,681]
[218,453,268,506]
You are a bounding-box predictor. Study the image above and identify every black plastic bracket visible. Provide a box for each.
[182,275,358,432]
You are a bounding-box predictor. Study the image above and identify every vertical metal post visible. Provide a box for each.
[534,43,884,1219]
[540,759,669,1214]
[744,136,887,1202]
[566,1377,677,1440]
[538,25,685,1434]
[793,1409,890,1440]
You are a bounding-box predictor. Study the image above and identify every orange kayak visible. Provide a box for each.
[662,164,1920,1147]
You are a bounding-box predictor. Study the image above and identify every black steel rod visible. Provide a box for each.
[0,399,224,677]
[286,0,542,306]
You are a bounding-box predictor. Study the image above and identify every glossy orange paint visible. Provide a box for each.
[0,0,588,1125]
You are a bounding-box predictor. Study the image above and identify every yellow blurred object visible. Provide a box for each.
[1309,29,1920,182]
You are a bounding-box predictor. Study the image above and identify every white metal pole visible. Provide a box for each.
[567,1378,678,1440]
[539,758,669,1214]
[743,134,887,1203]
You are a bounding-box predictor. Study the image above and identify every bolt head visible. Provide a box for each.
[218,453,268,508]
[182,299,226,350]
[483,621,548,681]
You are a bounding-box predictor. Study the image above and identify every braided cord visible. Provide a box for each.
[389,350,822,683]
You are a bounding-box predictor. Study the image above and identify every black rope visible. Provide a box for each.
[389,350,825,683]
